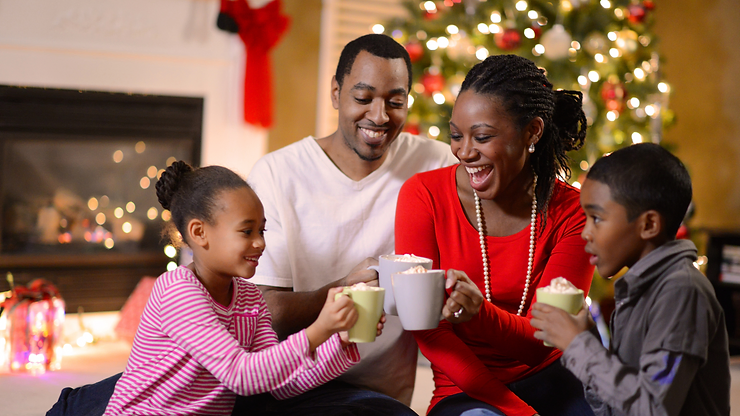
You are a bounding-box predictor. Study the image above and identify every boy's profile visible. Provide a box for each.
[530,143,730,416]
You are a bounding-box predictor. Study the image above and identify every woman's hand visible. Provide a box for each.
[442,269,484,323]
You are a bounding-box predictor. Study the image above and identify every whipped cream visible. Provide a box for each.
[540,277,580,294]
[393,254,427,262]
[399,265,428,274]
[350,282,381,291]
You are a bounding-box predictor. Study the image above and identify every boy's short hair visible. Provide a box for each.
[587,143,692,239]
[335,34,413,91]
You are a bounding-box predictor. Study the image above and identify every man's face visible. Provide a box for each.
[580,179,644,278]
[331,51,409,162]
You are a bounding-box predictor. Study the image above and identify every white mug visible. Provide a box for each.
[368,254,433,315]
[392,269,446,330]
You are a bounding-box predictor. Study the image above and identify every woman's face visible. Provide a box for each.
[450,90,538,200]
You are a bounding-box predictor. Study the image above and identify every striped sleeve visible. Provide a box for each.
[270,333,360,400]
[159,276,358,398]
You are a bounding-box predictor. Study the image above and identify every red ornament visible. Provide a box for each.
[405,123,421,135]
[495,28,522,51]
[531,22,543,39]
[420,72,446,96]
[626,4,647,23]
[405,41,424,63]
[600,81,627,113]
[643,0,655,11]
[423,10,440,20]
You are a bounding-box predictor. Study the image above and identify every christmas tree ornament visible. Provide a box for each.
[616,29,639,55]
[420,71,446,96]
[494,27,522,51]
[405,41,424,63]
[643,0,655,10]
[541,24,572,60]
[600,80,628,114]
[530,22,543,39]
[584,32,609,55]
[404,123,421,135]
[626,4,647,24]
[463,0,478,15]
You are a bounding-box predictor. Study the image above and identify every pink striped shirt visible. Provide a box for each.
[104,266,360,416]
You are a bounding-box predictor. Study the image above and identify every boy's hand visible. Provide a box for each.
[530,299,593,351]
[307,287,358,351]
[442,269,484,323]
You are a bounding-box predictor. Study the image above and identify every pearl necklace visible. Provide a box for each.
[474,173,537,316]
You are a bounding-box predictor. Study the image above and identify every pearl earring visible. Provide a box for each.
[528,143,535,153]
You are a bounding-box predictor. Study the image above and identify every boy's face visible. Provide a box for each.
[580,179,646,278]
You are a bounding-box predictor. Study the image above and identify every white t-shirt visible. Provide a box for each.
[248,133,457,404]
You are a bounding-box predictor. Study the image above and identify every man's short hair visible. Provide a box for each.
[587,143,692,239]
[335,34,412,91]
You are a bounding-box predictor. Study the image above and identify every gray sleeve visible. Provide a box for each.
[562,332,701,416]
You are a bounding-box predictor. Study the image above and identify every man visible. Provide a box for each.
[237,34,468,415]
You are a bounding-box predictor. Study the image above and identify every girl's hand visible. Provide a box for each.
[306,287,358,352]
[442,269,484,323]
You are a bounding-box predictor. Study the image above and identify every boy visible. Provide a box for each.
[530,143,730,416]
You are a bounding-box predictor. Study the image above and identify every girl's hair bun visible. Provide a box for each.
[155,160,193,211]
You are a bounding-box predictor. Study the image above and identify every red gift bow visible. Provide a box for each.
[220,0,290,128]
[2,279,62,311]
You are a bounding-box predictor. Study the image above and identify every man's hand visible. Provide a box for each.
[341,257,379,287]
[530,299,593,350]
[442,269,484,323]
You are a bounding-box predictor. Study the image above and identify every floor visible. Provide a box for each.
[1,312,738,416]
[0,312,435,416]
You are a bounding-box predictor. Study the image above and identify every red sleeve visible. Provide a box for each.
[396,174,537,416]
[395,174,440,267]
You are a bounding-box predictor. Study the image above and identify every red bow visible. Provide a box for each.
[219,0,290,128]
[1,279,62,313]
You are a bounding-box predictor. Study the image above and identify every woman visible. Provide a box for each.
[395,54,595,416]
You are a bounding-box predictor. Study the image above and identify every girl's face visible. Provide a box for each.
[449,90,537,200]
[201,187,266,280]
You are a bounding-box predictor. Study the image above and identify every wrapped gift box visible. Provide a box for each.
[0,278,65,374]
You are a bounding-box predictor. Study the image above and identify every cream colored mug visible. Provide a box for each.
[335,286,385,343]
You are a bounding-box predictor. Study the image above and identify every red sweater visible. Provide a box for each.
[395,165,594,416]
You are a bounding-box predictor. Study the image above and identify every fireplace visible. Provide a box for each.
[0,85,202,312]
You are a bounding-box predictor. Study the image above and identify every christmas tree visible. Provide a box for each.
[381,0,672,183]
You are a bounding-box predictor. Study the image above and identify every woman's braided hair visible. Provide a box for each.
[155,160,249,247]
[460,54,586,216]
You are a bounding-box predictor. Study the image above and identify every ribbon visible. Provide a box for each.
[218,0,290,128]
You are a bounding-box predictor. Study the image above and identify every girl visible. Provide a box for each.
[104,161,370,416]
